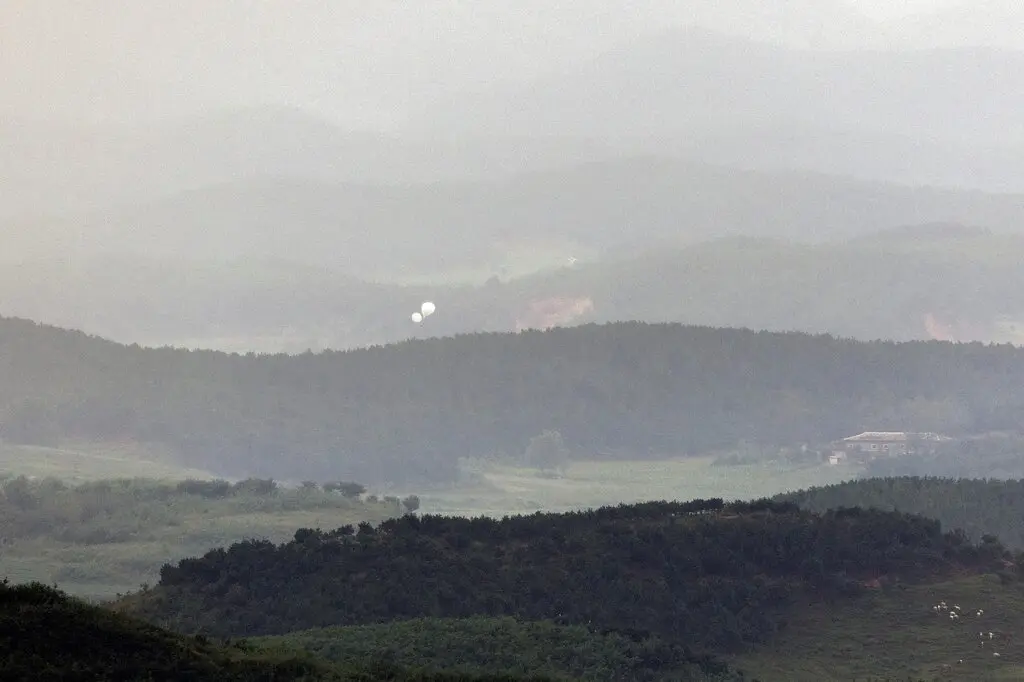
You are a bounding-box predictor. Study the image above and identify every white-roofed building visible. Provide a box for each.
[840,431,953,458]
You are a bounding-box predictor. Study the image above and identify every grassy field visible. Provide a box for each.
[1,508,394,601]
[1,443,863,601]
[733,574,1024,682]
[0,477,401,601]
[0,441,217,483]
[418,457,864,518]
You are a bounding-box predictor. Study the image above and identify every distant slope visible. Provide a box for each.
[428,29,1024,147]
[4,317,1024,484]
[778,477,1024,550]
[0,580,555,681]
[6,228,1024,352]
[499,231,1024,343]
[0,107,616,219]
[0,253,432,352]
[676,123,1024,192]
[116,500,1012,650]
[733,573,1024,682]
[6,156,1024,281]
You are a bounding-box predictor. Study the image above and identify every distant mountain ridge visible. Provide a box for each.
[4,228,1024,352]
[8,157,1023,277]
[425,28,1024,147]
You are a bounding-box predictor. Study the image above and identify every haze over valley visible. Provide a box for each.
[7,3,1024,680]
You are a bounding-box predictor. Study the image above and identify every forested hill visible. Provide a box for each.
[0,580,557,682]
[778,477,1024,550]
[4,316,1024,485]
[118,499,1014,651]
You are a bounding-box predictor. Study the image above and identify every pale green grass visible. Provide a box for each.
[0,503,397,601]
[0,441,217,483]
[420,458,864,518]
[356,238,600,287]
[733,574,1024,682]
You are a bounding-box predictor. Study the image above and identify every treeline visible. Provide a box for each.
[0,475,386,546]
[119,499,1012,653]
[0,579,562,681]
[778,476,1024,550]
[5,316,1024,484]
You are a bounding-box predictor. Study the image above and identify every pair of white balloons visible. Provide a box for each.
[411,301,436,323]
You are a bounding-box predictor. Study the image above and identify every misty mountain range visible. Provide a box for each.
[4,225,1024,354]
[425,29,1024,147]
[5,19,1024,351]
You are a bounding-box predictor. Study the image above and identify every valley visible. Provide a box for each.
[6,3,1024,678]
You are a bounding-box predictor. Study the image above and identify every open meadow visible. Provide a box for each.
[0,440,217,483]
[0,471,401,601]
[1,439,865,602]
[419,456,865,518]
[732,574,1024,682]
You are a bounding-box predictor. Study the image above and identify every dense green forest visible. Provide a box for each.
[778,476,1024,550]
[256,617,739,682]
[4,316,1024,485]
[1,579,570,681]
[117,499,1013,654]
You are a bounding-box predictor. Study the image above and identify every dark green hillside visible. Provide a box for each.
[778,476,1024,550]
[256,617,740,682]
[117,500,1012,654]
[2,579,562,681]
[0,579,326,681]
[4,316,1024,485]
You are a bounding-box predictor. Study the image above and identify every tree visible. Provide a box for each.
[525,430,570,475]
[402,495,421,513]
[324,481,366,498]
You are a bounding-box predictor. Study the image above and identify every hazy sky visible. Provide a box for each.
[848,0,963,19]
[0,1,1003,130]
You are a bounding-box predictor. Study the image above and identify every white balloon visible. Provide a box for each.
[421,301,436,317]
[411,312,423,323]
